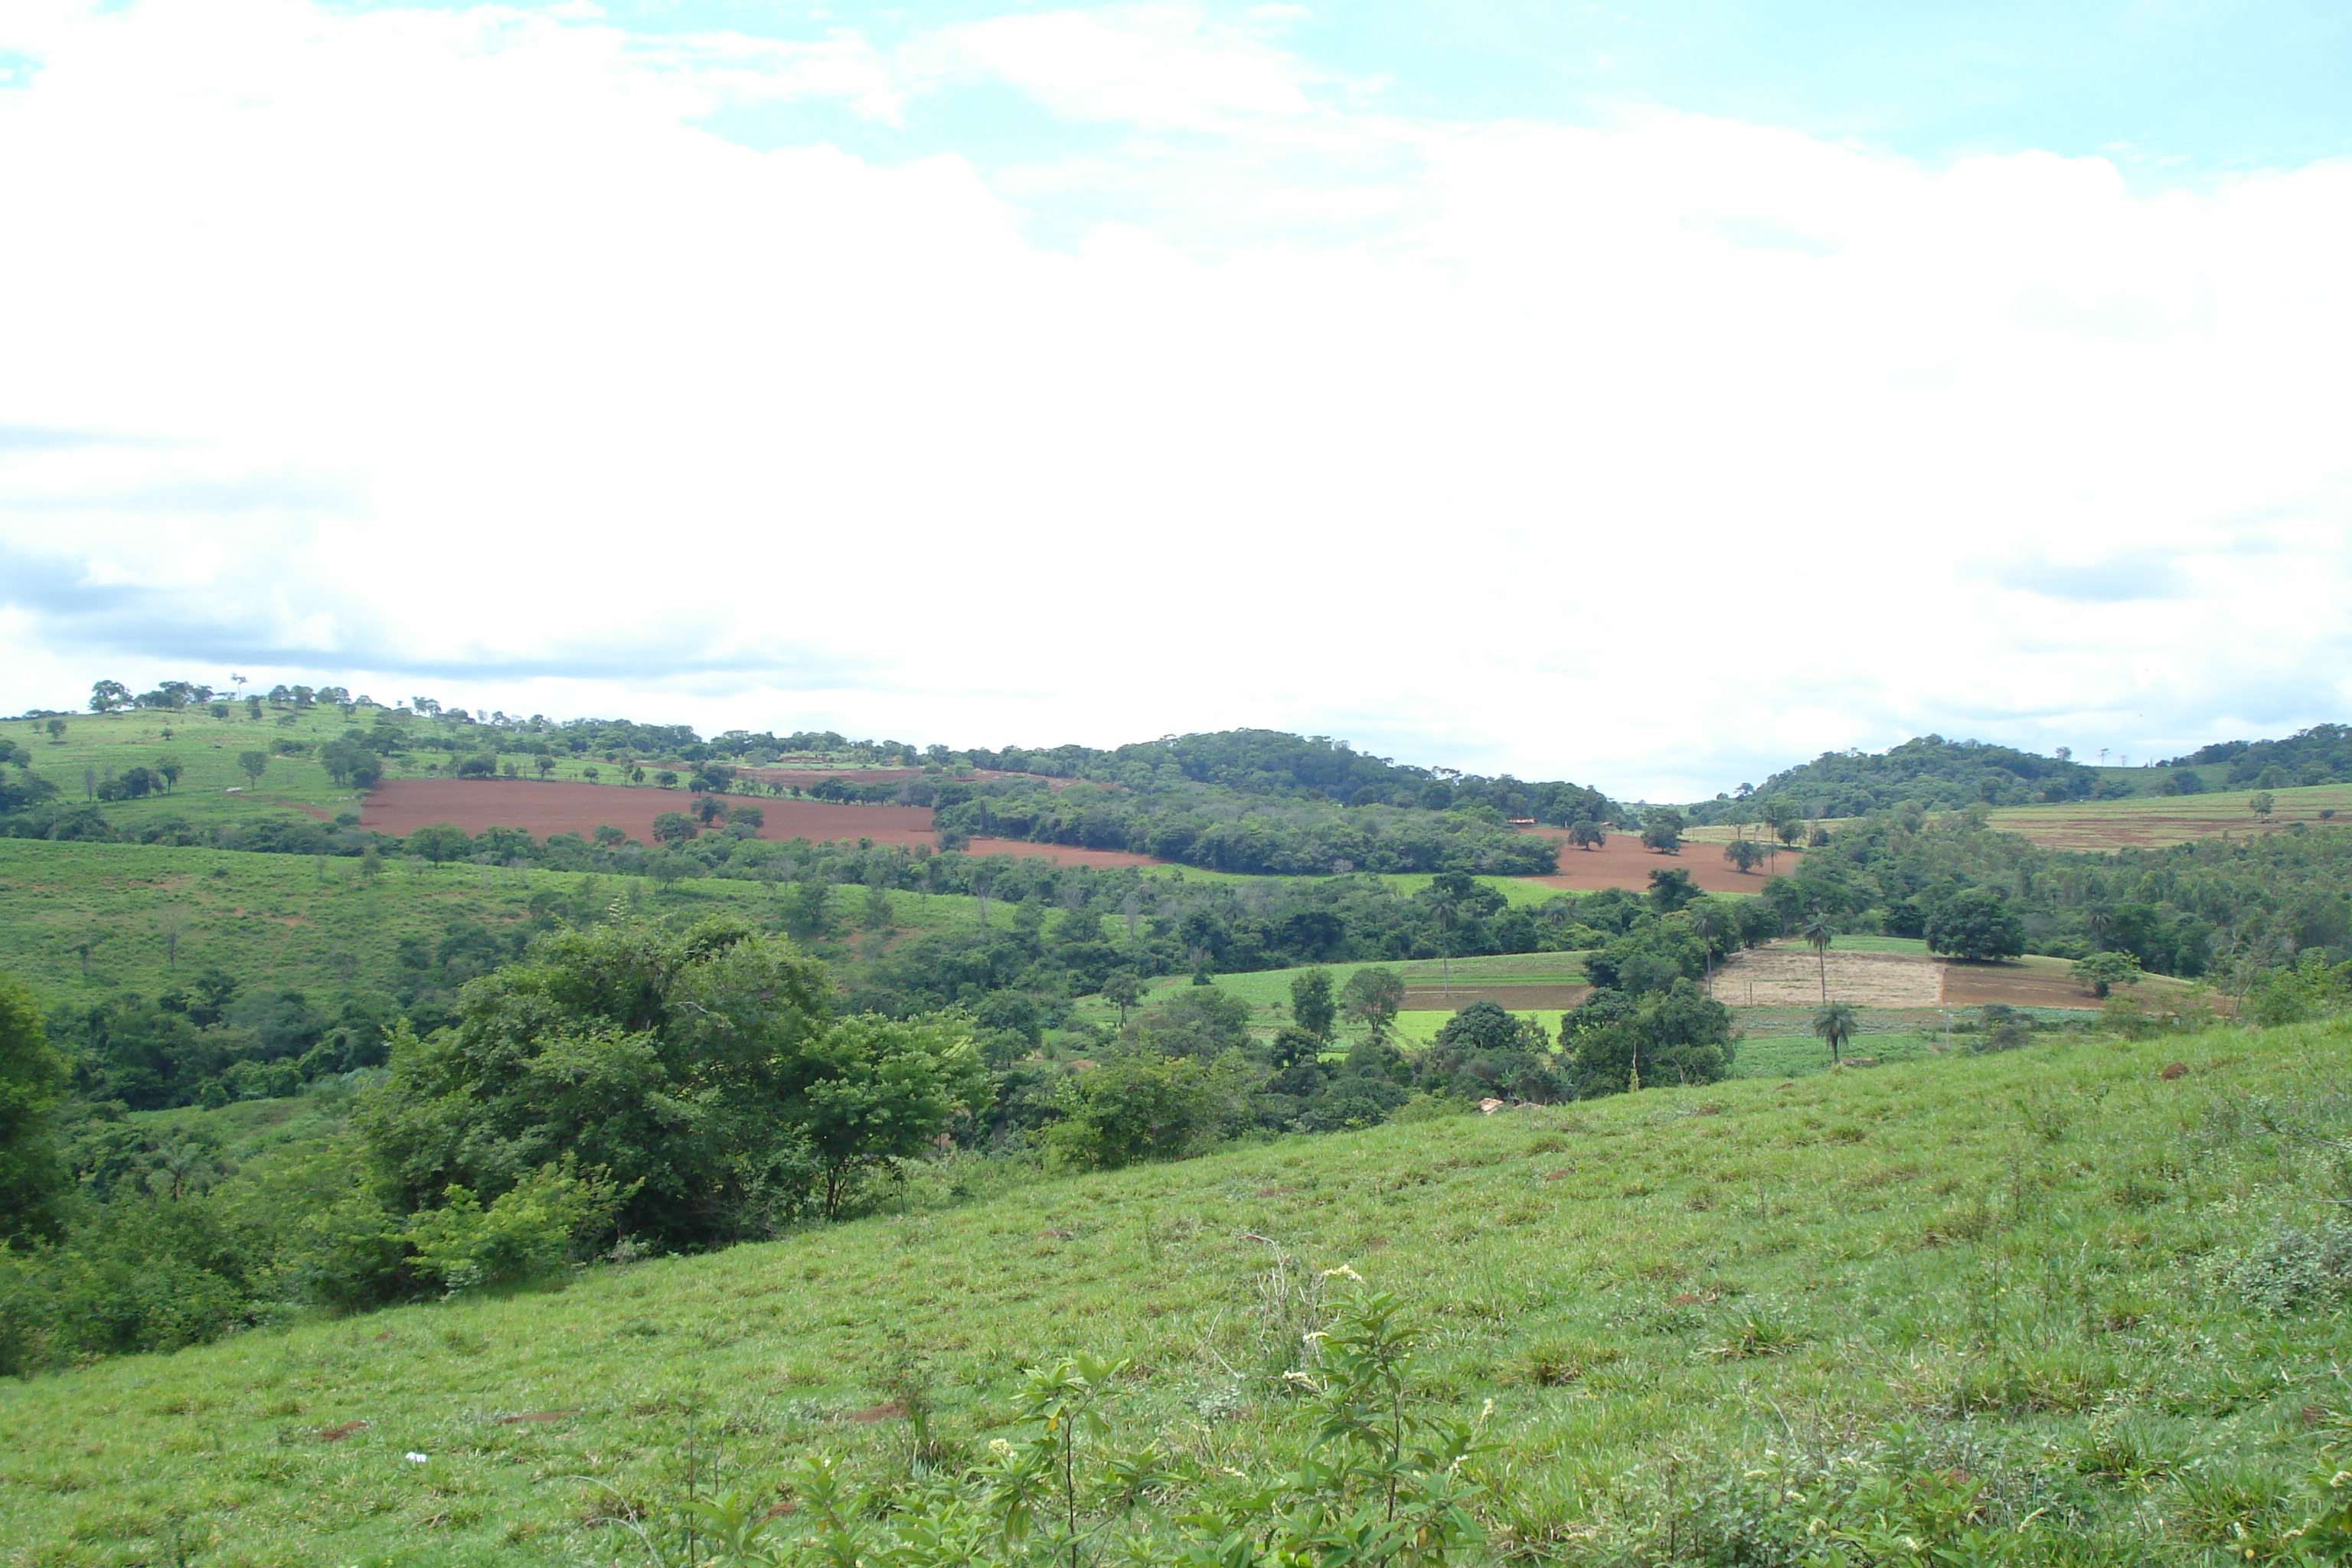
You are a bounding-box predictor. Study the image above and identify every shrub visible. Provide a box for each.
[404,1161,627,1292]
[2209,1220,2352,1316]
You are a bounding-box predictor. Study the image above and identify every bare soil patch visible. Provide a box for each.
[1940,958,2102,1011]
[1517,828,1798,896]
[361,780,1161,867]
[1402,984,1589,1012]
[1712,947,1944,1010]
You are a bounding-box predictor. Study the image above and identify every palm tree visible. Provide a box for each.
[1813,1002,1858,1068]
[1801,913,1837,1002]
[1425,884,1462,996]
[1687,903,1729,986]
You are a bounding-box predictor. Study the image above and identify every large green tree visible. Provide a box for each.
[0,978,70,1244]
[1924,887,2024,962]
[1289,966,1337,1040]
[359,917,970,1243]
[1560,981,1734,1098]
[1341,966,1406,1040]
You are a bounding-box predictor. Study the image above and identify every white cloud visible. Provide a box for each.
[911,5,1322,131]
[2,0,2351,795]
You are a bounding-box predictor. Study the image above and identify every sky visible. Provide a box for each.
[2,0,2350,799]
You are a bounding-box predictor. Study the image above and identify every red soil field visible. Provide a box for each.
[1516,828,1795,895]
[360,779,1161,867]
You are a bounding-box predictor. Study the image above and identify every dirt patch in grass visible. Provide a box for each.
[1402,984,1590,1012]
[1715,945,2112,1012]
[361,780,1161,867]
[1940,959,2102,1011]
[1516,829,1798,896]
[1713,947,1945,1009]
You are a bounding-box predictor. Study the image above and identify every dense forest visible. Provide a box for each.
[1687,734,2109,821]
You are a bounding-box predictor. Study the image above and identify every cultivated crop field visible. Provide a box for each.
[4,1024,2347,1565]
[1515,828,1790,894]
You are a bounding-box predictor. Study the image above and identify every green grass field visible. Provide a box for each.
[0,838,1006,1007]
[4,1021,2347,1564]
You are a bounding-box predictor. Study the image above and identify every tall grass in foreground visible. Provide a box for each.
[3,1021,2350,1565]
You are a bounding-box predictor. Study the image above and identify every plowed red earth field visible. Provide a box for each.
[1516,828,1793,895]
[360,780,1162,867]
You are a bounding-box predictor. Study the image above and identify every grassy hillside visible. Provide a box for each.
[0,838,1004,1007]
[4,1022,2347,1565]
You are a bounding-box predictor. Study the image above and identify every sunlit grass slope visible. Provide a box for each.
[5,1024,2348,1565]
[0,839,996,1004]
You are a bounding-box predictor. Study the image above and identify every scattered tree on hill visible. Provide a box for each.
[88,679,132,714]
[2072,950,2143,999]
[1723,838,1765,874]
[1342,966,1405,1041]
[652,810,699,844]
[0,976,70,1244]
[1647,867,1699,913]
[1639,807,1686,854]
[1290,966,1336,1040]
[1101,969,1143,1028]
[44,718,66,743]
[1923,887,2024,962]
[1812,1001,1858,1068]
[2250,791,2276,821]
[1568,820,1607,851]
[236,750,269,786]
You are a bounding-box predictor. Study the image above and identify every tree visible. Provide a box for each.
[1290,966,1337,1040]
[154,757,182,792]
[44,718,66,743]
[1561,981,1734,1097]
[534,754,556,779]
[0,976,70,1243]
[405,822,472,864]
[88,679,132,714]
[2071,950,2143,999]
[1723,838,1765,874]
[1924,887,2024,962]
[652,811,699,844]
[1639,807,1685,854]
[1811,1001,1858,1067]
[1685,900,1730,984]
[1101,969,1144,1028]
[792,1014,985,1219]
[1341,966,1406,1041]
[236,750,269,786]
[1568,820,1608,851]
[1802,913,1837,1001]
[2249,791,2277,822]
[359,917,868,1246]
[1648,867,1699,913]
[1043,1056,1217,1171]
[1421,881,1463,995]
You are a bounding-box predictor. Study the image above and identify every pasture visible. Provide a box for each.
[2,1022,2344,1564]
[1988,782,2352,851]
[0,839,1003,1006]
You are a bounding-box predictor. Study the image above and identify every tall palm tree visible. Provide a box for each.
[1425,884,1462,996]
[1813,1002,1858,1068]
[1687,903,1729,986]
[1801,913,1837,1002]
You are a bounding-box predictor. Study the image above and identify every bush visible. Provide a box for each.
[404,1161,627,1292]
[2210,1220,2352,1316]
